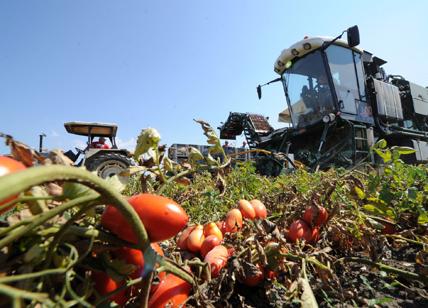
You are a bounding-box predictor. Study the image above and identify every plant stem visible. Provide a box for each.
[45,203,93,266]
[0,165,150,250]
[0,282,49,301]
[0,195,98,249]
[157,169,192,194]
[155,147,167,184]
[140,271,154,308]
[157,257,194,284]
[0,195,54,213]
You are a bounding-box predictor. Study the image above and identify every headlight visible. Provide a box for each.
[303,43,311,50]
[291,48,299,56]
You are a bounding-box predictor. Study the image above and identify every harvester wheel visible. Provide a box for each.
[85,153,134,179]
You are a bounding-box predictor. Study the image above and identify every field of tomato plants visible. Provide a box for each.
[0,125,427,307]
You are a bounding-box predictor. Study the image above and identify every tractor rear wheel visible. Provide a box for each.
[85,153,133,179]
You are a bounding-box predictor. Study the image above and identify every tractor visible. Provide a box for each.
[219,26,428,175]
[64,122,134,178]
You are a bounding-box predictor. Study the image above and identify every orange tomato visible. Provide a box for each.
[177,225,196,250]
[0,156,26,213]
[203,222,223,241]
[186,225,205,252]
[250,199,267,219]
[238,199,256,220]
[225,209,243,233]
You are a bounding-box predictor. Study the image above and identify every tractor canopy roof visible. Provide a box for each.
[274,36,364,75]
[64,121,118,137]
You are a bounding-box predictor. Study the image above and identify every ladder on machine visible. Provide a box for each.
[352,124,370,164]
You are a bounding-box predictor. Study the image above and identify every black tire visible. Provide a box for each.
[85,153,134,179]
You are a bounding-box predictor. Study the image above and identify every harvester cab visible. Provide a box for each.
[64,122,134,178]
[220,26,428,175]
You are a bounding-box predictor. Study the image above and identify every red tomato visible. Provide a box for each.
[187,225,205,252]
[101,193,188,243]
[311,227,320,243]
[225,209,243,233]
[200,235,221,258]
[204,245,229,278]
[250,199,267,219]
[302,206,329,227]
[242,264,264,287]
[177,225,196,250]
[92,271,127,306]
[238,199,256,220]
[148,273,192,308]
[0,156,26,213]
[203,222,223,241]
[113,243,164,279]
[264,269,278,280]
[288,219,313,243]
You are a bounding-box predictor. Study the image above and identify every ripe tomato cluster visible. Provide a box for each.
[287,205,329,243]
[100,193,191,306]
[177,199,268,279]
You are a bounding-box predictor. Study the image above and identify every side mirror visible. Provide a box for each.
[347,25,360,47]
[257,85,262,99]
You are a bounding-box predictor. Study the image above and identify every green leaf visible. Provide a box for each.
[120,165,147,176]
[63,180,99,199]
[162,156,175,172]
[205,153,220,166]
[363,204,385,214]
[188,147,204,163]
[354,186,365,200]
[375,139,387,149]
[134,128,161,160]
[104,174,128,193]
[391,146,416,155]
[373,148,391,163]
[418,211,428,225]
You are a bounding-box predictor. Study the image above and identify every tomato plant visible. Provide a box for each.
[102,193,188,243]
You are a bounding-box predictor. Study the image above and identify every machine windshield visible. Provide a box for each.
[281,50,335,128]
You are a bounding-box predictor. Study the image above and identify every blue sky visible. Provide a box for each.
[1,1,427,154]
